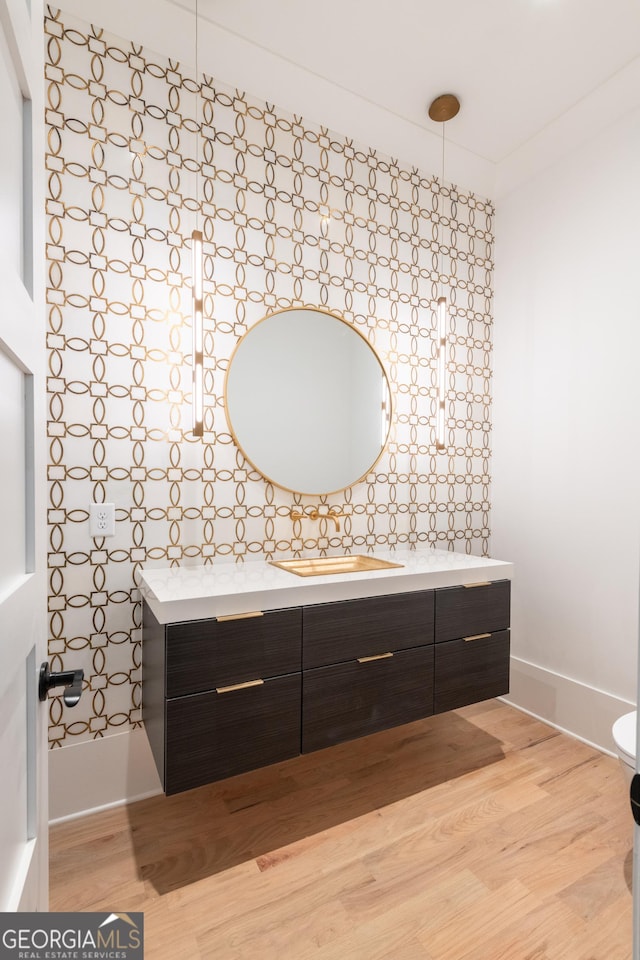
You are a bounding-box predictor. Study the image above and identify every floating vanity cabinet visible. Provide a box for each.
[302,591,435,752]
[141,562,513,795]
[143,602,302,795]
[434,580,511,714]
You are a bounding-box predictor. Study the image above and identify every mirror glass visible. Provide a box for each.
[224,307,391,495]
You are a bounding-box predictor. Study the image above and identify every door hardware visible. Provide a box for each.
[38,662,84,707]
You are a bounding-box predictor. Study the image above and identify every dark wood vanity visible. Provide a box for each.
[143,579,510,795]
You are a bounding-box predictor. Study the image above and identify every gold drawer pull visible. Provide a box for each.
[463,633,491,642]
[216,678,264,694]
[357,652,394,663]
[463,581,491,589]
[216,611,264,622]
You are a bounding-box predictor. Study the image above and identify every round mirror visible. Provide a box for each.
[224,307,392,495]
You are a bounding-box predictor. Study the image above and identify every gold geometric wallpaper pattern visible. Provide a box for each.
[45,7,495,747]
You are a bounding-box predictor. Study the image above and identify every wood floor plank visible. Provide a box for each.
[338,865,489,930]
[417,879,545,959]
[560,855,631,922]
[565,894,633,960]
[456,894,587,960]
[194,861,372,958]
[49,701,633,960]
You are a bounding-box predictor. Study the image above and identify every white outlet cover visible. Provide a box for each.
[89,502,115,537]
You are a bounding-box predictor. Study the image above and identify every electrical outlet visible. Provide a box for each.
[89,502,115,538]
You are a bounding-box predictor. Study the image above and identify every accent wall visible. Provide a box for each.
[45,5,495,812]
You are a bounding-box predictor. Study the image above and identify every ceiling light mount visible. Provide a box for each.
[428,94,460,123]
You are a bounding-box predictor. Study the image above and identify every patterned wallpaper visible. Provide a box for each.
[45,7,494,747]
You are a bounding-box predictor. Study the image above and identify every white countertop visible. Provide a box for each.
[139,549,513,624]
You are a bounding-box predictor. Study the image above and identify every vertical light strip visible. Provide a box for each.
[192,228,203,437]
[191,0,203,438]
[436,295,447,450]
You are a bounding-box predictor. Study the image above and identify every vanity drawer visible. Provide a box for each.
[164,674,301,794]
[302,591,434,669]
[302,645,434,753]
[434,580,510,643]
[434,630,510,714]
[165,607,302,697]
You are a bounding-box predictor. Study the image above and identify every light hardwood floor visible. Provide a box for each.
[50,701,633,959]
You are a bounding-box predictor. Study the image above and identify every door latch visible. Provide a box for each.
[38,662,84,708]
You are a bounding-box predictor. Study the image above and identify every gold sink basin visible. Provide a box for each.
[270,555,404,577]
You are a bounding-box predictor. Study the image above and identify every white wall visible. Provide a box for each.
[492,107,640,752]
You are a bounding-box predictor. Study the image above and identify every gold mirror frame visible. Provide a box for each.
[224,305,393,497]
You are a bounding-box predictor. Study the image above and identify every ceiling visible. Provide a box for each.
[58,0,640,197]
[176,0,640,165]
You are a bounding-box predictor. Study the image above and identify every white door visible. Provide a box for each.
[0,0,47,911]
[634,615,640,959]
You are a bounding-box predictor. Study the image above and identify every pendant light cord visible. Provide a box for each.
[195,0,200,230]
[440,121,445,283]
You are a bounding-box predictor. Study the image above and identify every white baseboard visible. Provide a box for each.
[48,727,162,824]
[504,655,634,757]
[48,658,634,824]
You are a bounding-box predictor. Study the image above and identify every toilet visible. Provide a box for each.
[612,710,636,784]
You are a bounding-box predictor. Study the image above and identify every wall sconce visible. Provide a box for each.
[428,93,460,452]
[192,228,203,437]
[436,295,447,449]
[191,0,204,438]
